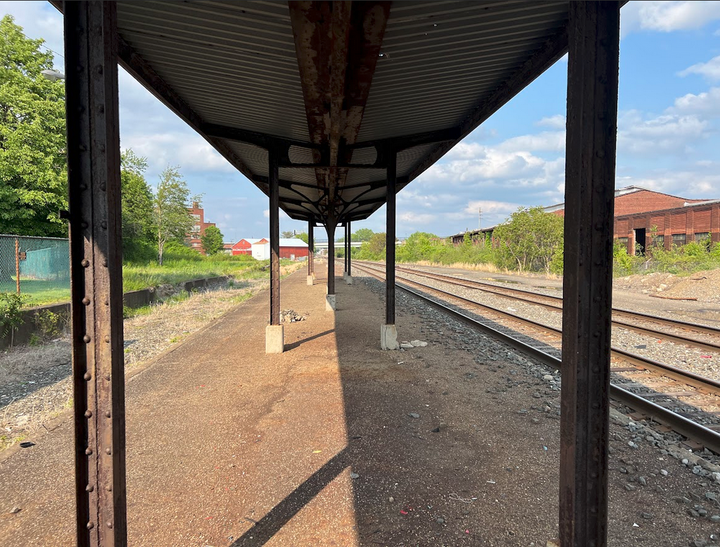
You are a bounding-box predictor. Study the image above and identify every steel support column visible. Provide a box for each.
[347,221,352,276]
[344,224,349,274]
[269,148,280,326]
[308,221,314,277]
[559,3,620,546]
[327,223,336,295]
[386,151,397,325]
[65,2,127,545]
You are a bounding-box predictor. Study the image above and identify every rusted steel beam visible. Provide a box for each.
[327,221,336,295]
[347,221,352,276]
[200,123,321,152]
[308,221,314,276]
[347,127,462,153]
[269,148,281,326]
[64,2,127,545]
[385,150,397,326]
[289,1,390,206]
[560,3,620,547]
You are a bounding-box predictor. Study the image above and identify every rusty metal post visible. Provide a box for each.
[15,238,20,294]
[269,148,280,326]
[560,3,620,546]
[347,221,352,276]
[308,221,314,277]
[344,224,349,274]
[327,223,336,295]
[64,2,127,545]
[385,150,397,325]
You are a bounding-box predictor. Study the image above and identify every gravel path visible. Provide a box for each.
[0,278,276,451]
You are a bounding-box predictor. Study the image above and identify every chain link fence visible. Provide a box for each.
[0,234,70,300]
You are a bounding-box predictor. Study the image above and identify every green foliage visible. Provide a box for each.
[493,207,564,274]
[0,292,26,345]
[0,16,67,237]
[201,225,224,255]
[154,166,194,265]
[163,240,202,261]
[33,308,65,339]
[295,231,309,244]
[353,228,374,242]
[120,149,156,261]
[281,230,295,238]
[356,232,387,260]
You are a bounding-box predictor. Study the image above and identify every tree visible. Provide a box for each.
[281,230,295,238]
[201,225,224,255]
[295,231,308,244]
[0,16,67,237]
[154,166,194,265]
[493,207,564,274]
[354,228,374,242]
[121,150,155,261]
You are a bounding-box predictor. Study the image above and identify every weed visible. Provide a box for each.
[0,292,27,346]
[33,309,66,340]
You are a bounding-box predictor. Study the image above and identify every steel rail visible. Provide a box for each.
[362,261,720,351]
[385,262,720,337]
[355,263,720,454]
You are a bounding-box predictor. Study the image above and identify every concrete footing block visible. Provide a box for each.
[326,294,336,311]
[345,275,353,285]
[265,324,284,354]
[307,275,314,286]
[381,324,399,350]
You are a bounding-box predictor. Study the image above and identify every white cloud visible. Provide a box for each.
[678,55,720,81]
[536,115,566,129]
[669,87,720,118]
[617,110,708,155]
[498,131,565,153]
[399,212,436,224]
[622,1,720,35]
[121,132,235,175]
[463,200,522,215]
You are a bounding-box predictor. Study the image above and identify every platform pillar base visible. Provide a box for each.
[265,324,284,354]
[381,324,399,350]
[326,294,336,311]
[345,275,353,285]
[307,275,314,286]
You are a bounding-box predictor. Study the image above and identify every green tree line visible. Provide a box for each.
[0,15,223,264]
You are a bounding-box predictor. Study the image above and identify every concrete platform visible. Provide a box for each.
[0,269,714,546]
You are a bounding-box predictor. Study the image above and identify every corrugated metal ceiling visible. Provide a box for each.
[113,1,571,224]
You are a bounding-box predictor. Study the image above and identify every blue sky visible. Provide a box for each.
[3,1,720,241]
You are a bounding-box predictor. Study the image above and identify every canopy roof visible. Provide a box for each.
[59,1,572,226]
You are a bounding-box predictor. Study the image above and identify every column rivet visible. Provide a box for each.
[81,259,90,267]
[83,335,91,343]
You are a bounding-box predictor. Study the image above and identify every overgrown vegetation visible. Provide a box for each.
[352,207,720,278]
[0,292,26,346]
[613,239,720,277]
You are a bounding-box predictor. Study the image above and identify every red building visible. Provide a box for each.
[231,238,267,256]
[187,202,217,254]
[544,186,719,254]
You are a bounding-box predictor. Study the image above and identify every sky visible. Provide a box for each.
[2,1,720,241]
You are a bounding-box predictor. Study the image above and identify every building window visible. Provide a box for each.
[650,235,664,248]
[695,232,710,243]
[616,237,628,248]
[671,233,686,246]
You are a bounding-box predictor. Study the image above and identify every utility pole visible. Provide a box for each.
[478,207,482,230]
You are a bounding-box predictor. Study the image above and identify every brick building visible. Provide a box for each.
[544,186,719,255]
[187,201,216,253]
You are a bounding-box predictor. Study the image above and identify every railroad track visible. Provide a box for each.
[376,262,720,352]
[353,262,720,454]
